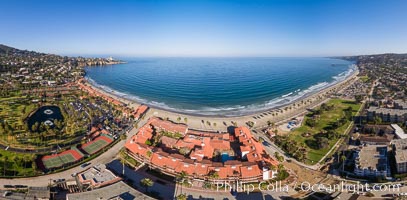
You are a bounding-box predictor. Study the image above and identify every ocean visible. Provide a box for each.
[85,57,356,116]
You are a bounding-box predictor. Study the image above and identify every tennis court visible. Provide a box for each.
[82,135,113,155]
[42,149,84,170]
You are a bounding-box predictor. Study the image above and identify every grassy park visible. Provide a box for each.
[0,149,37,177]
[0,93,92,148]
[274,98,361,165]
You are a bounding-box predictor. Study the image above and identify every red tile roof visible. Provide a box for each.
[193,162,209,176]
[133,125,154,144]
[149,117,188,135]
[133,105,149,119]
[160,136,178,149]
[125,140,152,158]
[175,160,196,175]
[240,163,262,178]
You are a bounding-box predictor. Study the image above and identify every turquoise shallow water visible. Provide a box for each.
[85,57,355,116]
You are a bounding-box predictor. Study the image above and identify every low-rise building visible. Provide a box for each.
[77,164,122,189]
[354,145,390,178]
[392,139,407,173]
[392,124,407,139]
[26,187,50,200]
[367,106,407,123]
[394,100,407,110]
[67,181,154,200]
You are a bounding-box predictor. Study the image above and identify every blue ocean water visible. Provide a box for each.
[85,57,355,116]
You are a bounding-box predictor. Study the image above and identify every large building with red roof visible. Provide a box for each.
[124,117,279,183]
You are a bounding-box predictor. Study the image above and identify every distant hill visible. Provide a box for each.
[0,44,19,54]
[0,44,47,56]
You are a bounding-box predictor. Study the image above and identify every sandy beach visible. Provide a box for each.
[83,69,359,132]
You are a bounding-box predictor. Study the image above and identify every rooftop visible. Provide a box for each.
[66,181,154,200]
[367,106,407,115]
[356,145,388,171]
[392,124,407,139]
[78,164,121,187]
[393,139,407,163]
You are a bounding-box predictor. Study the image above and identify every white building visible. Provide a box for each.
[392,124,407,139]
[354,145,390,178]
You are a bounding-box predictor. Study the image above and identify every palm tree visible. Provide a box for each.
[23,155,30,175]
[140,178,154,193]
[208,170,219,179]
[277,164,284,172]
[270,164,277,171]
[176,171,188,195]
[120,148,126,175]
[274,152,284,162]
[341,153,347,171]
[120,134,127,140]
[3,156,8,176]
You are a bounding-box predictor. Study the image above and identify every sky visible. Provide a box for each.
[1,0,407,57]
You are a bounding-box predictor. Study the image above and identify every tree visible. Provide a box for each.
[320,103,328,111]
[355,94,364,103]
[316,137,329,149]
[326,130,338,140]
[274,152,284,162]
[177,117,181,122]
[341,154,347,171]
[120,134,127,140]
[3,156,8,176]
[365,192,374,197]
[176,171,188,195]
[246,121,254,128]
[140,178,154,193]
[208,170,219,179]
[270,164,277,171]
[277,164,284,171]
[306,118,316,128]
[184,117,187,123]
[178,147,190,156]
[120,148,126,175]
[374,116,382,125]
[176,194,187,200]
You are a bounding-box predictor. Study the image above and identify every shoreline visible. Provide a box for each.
[83,64,359,118]
[82,65,360,130]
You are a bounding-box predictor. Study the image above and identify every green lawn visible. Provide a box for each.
[0,95,88,149]
[360,75,370,82]
[0,149,37,177]
[287,98,361,165]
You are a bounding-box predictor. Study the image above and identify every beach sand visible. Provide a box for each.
[83,70,359,132]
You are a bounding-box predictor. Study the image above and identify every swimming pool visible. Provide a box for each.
[221,153,235,162]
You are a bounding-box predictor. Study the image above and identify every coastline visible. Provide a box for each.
[82,64,360,131]
[84,62,357,117]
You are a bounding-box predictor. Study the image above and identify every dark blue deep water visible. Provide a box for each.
[85,57,355,116]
